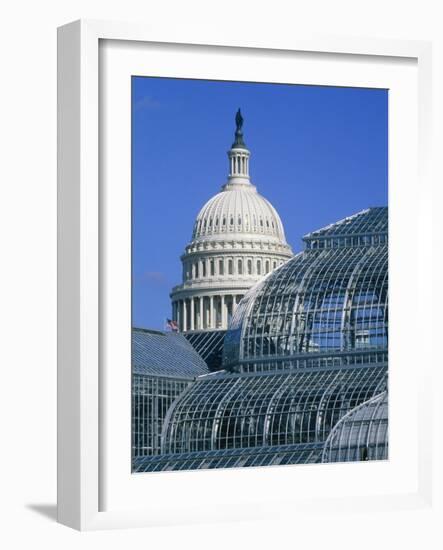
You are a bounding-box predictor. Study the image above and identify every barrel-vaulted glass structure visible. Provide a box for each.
[132,328,209,457]
[161,366,386,455]
[223,207,388,371]
[321,390,388,463]
[133,208,389,472]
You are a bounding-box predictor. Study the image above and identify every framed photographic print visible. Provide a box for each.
[57,20,434,531]
[131,79,389,472]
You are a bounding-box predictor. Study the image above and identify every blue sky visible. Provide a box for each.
[132,77,388,330]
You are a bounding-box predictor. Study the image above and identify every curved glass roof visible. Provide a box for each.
[132,328,209,379]
[303,207,387,248]
[321,390,388,463]
[223,207,388,372]
[133,208,389,473]
[184,330,227,372]
[162,364,386,454]
[133,442,323,473]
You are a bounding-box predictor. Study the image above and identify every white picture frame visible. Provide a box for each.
[57,19,434,531]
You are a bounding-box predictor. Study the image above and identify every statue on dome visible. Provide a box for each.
[232,109,246,148]
[235,108,244,131]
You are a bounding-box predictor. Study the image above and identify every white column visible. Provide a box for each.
[226,294,231,325]
[190,297,195,331]
[199,296,203,330]
[205,297,210,329]
[221,295,227,328]
[209,295,214,329]
[183,300,187,331]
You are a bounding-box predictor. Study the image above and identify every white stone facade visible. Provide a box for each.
[170,113,293,332]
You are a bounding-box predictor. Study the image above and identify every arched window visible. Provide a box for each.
[195,263,199,278]
[210,260,215,276]
[238,259,243,275]
[257,260,261,275]
[219,259,224,275]
[265,260,270,273]
[228,259,233,275]
[247,259,252,275]
[230,217,234,226]
[238,216,241,225]
[202,261,206,277]
[273,261,277,269]
[223,217,226,226]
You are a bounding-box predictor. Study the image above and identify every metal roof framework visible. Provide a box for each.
[133,208,389,472]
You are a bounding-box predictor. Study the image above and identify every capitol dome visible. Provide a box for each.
[170,110,293,333]
[192,181,288,244]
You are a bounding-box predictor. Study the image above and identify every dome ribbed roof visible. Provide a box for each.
[187,109,290,248]
[192,185,288,243]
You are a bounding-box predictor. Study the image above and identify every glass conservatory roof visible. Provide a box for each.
[133,443,324,473]
[223,207,388,371]
[161,363,386,456]
[184,330,227,372]
[303,207,388,249]
[132,328,209,379]
[322,390,388,463]
[132,208,389,473]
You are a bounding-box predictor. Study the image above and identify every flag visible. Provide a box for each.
[166,318,179,332]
